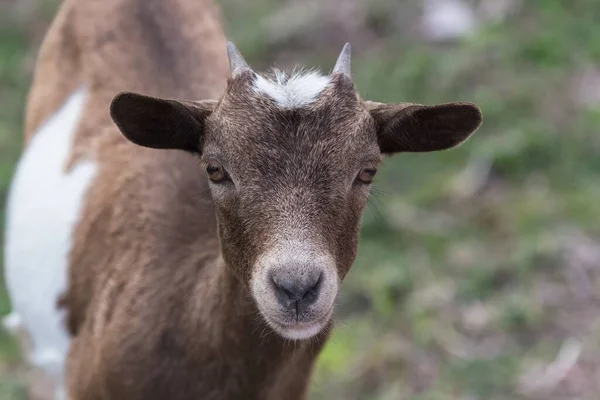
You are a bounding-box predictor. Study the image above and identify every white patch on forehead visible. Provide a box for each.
[4,86,95,400]
[253,69,332,108]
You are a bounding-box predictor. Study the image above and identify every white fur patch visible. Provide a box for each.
[253,69,331,108]
[4,87,95,399]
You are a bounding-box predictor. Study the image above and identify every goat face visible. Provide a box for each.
[204,72,379,340]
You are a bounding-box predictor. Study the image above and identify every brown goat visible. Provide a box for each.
[3,0,482,399]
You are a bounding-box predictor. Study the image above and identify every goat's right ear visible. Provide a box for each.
[110,92,218,153]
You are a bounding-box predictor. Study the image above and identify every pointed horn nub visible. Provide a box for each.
[332,42,351,78]
[227,41,251,78]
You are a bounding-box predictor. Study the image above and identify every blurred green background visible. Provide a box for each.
[2,0,600,399]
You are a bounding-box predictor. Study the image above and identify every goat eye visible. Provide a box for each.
[357,168,377,184]
[206,164,227,183]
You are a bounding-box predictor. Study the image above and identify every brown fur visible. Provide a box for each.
[21,0,482,398]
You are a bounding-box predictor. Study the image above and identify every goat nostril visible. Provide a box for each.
[302,272,323,300]
[281,287,295,298]
[271,275,296,303]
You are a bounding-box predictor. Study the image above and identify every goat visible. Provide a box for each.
[3,0,482,399]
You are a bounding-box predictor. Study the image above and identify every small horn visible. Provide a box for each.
[227,41,250,78]
[332,42,351,78]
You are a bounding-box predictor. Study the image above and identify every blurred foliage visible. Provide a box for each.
[2,0,600,399]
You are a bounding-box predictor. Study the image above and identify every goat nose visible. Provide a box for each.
[271,270,323,308]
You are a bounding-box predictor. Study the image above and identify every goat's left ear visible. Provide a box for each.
[110,92,218,153]
[365,101,482,154]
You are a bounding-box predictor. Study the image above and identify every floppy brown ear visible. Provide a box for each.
[110,92,218,153]
[365,101,482,154]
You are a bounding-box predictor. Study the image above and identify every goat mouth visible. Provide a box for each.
[265,312,332,341]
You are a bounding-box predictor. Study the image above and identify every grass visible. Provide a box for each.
[2,0,600,399]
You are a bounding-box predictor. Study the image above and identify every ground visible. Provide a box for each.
[2,0,600,399]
